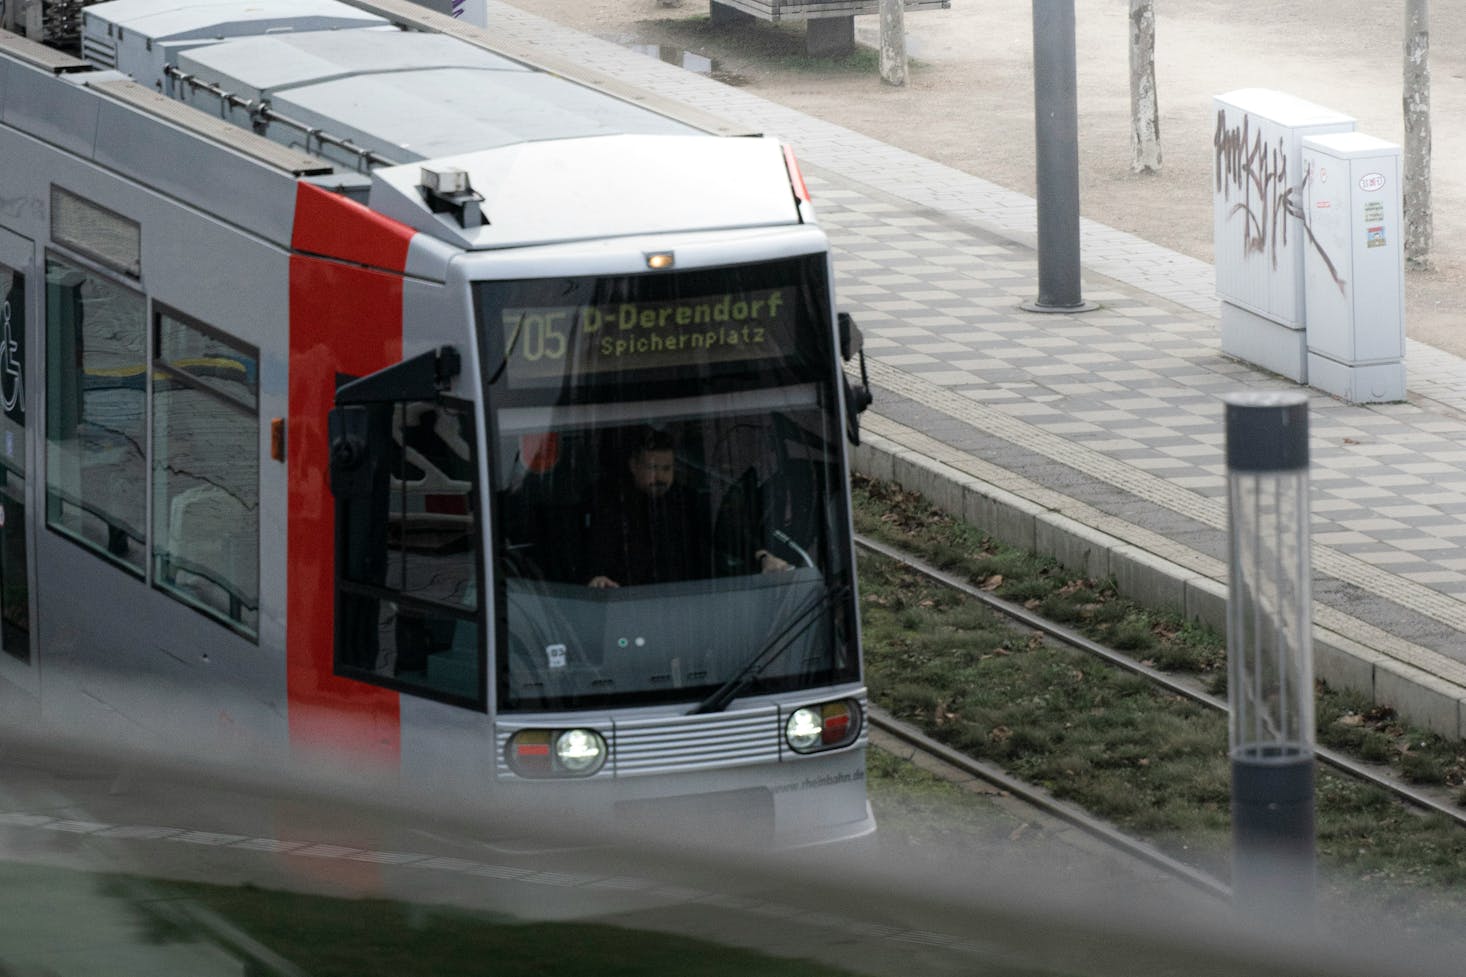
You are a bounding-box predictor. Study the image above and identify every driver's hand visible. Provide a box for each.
[755,550,791,573]
[588,575,620,588]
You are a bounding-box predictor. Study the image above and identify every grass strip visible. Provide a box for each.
[852,475,1466,924]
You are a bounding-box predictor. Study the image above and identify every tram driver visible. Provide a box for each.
[587,427,791,589]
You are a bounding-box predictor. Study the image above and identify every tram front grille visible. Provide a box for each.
[495,707,783,779]
[612,707,781,776]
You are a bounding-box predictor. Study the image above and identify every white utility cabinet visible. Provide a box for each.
[1300,132,1405,403]
[1213,89,1354,382]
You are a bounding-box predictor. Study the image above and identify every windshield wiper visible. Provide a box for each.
[690,582,849,715]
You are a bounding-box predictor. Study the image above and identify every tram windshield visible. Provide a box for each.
[476,255,859,711]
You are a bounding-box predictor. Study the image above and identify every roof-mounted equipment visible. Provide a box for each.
[420,165,484,230]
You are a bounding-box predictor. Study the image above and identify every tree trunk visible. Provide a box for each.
[1128,0,1161,173]
[879,0,908,86]
[1403,0,1431,269]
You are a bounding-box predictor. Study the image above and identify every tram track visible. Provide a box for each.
[868,703,1232,900]
[855,532,1466,894]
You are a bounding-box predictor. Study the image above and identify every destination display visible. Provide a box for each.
[501,286,797,388]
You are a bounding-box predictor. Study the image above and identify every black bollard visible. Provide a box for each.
[1224,391,1316,924]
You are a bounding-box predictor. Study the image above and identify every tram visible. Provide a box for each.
[0,0,874,843]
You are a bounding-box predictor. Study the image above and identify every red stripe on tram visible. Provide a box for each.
[287,181,415,765]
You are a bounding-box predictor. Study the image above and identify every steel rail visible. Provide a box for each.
[867,703,1232,900]
[855,533,1466,833]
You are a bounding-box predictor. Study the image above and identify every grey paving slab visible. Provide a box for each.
[485,2,1466,735]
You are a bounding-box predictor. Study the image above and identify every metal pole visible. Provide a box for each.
[1024,0,1094,313]
[1224,391,1315,927]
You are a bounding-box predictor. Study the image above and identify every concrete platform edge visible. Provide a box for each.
[852,429,1466,741]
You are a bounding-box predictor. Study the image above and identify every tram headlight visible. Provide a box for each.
[786,708,824,752]
[555,728,607,775]
[507,728,608,778]
[784,699,861,754]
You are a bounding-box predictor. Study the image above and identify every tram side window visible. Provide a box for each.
[335,397,481,705]
[44,256,147,575]
[151,311,259,638]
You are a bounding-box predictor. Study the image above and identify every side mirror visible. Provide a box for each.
[330,345,460,499]
[838,311,863,362]
[837,312,873,446]
[336,345,460,406]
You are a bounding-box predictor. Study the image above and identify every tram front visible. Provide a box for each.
[327,136,872,845]
[476,233,873,846]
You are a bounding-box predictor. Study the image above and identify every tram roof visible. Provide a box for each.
[178,28,695,164]
[69,0,794,250]
[368,133,804,250]
[82,0,390,42]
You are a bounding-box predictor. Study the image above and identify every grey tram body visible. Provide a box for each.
[0,0,872,843]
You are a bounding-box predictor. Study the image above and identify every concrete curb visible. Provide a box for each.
[851,427,1466,741]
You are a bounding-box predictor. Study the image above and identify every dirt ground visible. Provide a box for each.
[506,0,1466,358]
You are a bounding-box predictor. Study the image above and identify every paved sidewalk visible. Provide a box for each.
[487,2,1466,737]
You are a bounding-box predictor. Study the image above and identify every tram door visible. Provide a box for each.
[0,228,34,685]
